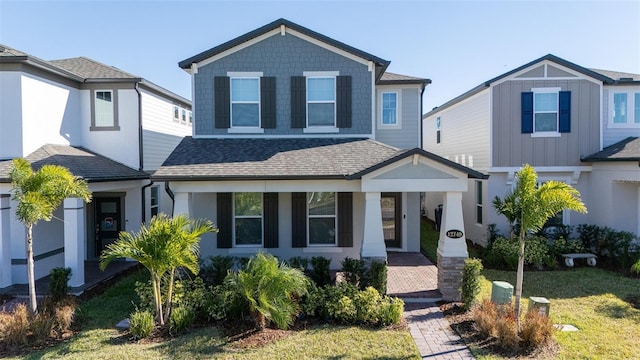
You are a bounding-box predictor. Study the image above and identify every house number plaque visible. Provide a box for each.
[446,229,464,239]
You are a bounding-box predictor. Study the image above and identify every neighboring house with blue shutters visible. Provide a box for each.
[154,18,487,300]
[422,54,640,244]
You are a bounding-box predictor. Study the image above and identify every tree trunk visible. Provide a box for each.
[164,270,175,322]
[515,229,526,331]
[152,274,164,326]
[26,224,38,314]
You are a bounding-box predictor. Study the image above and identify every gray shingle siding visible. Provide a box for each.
[194,33,371,136]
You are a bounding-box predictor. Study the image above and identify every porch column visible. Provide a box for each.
[360,192,386,260]
[437,191,468,301]
[64,198,85,288]
[0,195,11,289]
[173,192,191,217]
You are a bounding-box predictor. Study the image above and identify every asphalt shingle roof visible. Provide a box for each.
[49,57,139,80]
[582,137,640,162]
[0,145,149,183]
[590,69,640,82]
[379,72,431,85]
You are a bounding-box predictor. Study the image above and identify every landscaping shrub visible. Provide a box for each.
[473,298,498,337]
[524,236,553,269]
[310,256,332,287]
[288,256,310,272]
[354,287,382,324]
[129,310,154,339]
[631,258,640,278]
[366,260,387,294]
[461,258,483,311]
[300,281,323,317]
[29,313,54,341]
[484,236,552,270]
[341,257,366,287]
[319,282,358,319]
[199,255,235,286]
[378,297,404,326]
[169,306,195,334]
[320,283,403,326]
[54,302,75,335]
[576,224,639,270]
[204,282,248,321]
[521,310,554,348]
[329,296,357,323]
[495,312,520,350]
[49,267,72,302]
[0,303,30,347]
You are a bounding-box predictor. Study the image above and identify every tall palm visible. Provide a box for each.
[9,158,91,314]
[100,214,216,326]
[494,164,586,329]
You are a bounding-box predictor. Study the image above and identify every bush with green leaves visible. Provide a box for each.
[169,306,195,334]
[288,256,310,272]
[576,224,639,270]
[204,281,248,321]
[129,310,154,339]
[631,258,640,278]
[317,284,404,326]
[135,276,208,320]
[341,257,387,293]
[460,258,483,311]
[341,257,366,287]
[310,256,332,286]
[48,267,71,302]
[367,260,387,294]
[199,256,235,286]
[484,236,552,270]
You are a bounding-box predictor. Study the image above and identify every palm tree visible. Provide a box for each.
[228,252,309,330]
[100,214,216,326]
[9,158,91,314]
[494,164,586,329]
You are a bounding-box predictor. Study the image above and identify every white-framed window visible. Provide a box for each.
[173,105,179,121]
[307,76,336,127]
[436,116,441,144]
[475,180,483,225]
[307,192,337,246]
[150,186,159,218]
[181,109,187,123]
[381,92,399,126]
[610,91,640,127]
[231,77,260,128]
[188,111,193,125]
[93,90,116,128]
[533,87,560,134]
[234,192,263,246]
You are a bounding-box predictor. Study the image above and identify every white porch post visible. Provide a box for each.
[64,198,85,288]
[437,191,468,301]
[0,195,12,289]
[173,192,191,217]
[360,192,387,260]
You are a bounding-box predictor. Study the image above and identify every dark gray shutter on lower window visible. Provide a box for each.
[336,76,352,128]
[263,193,279,248]
[291,76,306,128]
[214,77,230,129]
[521,92,533,134]
[261,77,276,129]
[337,192,353,247]
[216,193,232,248]
[291,192,307,247]
[559,91,571,133]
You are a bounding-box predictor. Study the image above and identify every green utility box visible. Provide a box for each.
[528,297,551,316]
[491,281,514,304]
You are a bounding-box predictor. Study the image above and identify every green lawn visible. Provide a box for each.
[420,218,439,262]
[8,270,420,360]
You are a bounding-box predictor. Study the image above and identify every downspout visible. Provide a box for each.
[165,181,175,216]
[135,82,149,224]
[141,180,153,223]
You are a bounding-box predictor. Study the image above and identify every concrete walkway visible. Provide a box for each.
[387,252,475,360]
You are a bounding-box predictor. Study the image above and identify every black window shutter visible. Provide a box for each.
[214,77,230,128]
[336,76,352,128]
[263,193,279,248]
[521,92,533,134]
[291,76,306,128]
[261,77,276,129]
[291,192,307,247]
[216,193,232,248]
[559,91,571,133]
[337,192,353,247]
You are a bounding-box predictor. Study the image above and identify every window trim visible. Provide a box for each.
[307,192,338,247]
[378,91,401,129]
[531,87,561,137]
[608,90,640,128]
[181,108,187,123]
[233,192,264,247]
[304,71,338,129]
[475,180,483,225]
[90,89,119,131]
[150,186,159,218]
[436,116,441,144]
[173,105,180,122]
[230,76,262,129]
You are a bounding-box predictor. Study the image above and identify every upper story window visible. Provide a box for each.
[91,90,119,131]
[174,105,179,121]
[379,91,400,128]
[436,116,441,144]
[308,192,337,246]
[610,91,640,127]
[181,108,187,123]
[291,72,351,132]
[521,88,570,137]
[234,192,263,246]
[307,77,336,127]
[231,77,260,128]
[188,111,193,125]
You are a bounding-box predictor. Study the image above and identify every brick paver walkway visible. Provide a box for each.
[387,252,475,360]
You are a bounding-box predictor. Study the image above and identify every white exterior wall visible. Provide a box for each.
[602,86,640,148]
[140,90,191,171]
[0,72,23,159]
[423,90,491,172]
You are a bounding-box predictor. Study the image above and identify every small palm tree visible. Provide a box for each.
[100,214,216,326]
[228,252,309,330]
[9,158,91,314]
[494,164,586,329]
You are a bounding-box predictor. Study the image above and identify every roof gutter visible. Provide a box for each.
[141,180,153,223]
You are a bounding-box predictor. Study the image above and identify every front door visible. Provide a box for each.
[94,197,121,257]
[381,193,402,248]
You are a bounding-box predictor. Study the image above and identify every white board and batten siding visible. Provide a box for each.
[375,86,422,149]
[140,90,192,171]
[423,89,491,172]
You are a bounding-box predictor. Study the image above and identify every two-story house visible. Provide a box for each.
[422,54,640,244]
[154,18,487,300]
[0,45,192,292]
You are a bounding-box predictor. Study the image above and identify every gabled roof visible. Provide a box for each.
[582,137,640,162]
[590,68,640,83]
[50,57,140,81]
[423,54,622,118]
[178,18,390,80]
[0,145,149,183]
[153,137,486,181]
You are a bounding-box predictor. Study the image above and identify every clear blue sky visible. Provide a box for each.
[1,0,638,111]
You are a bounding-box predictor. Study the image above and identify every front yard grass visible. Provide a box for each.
[7,270,420,360]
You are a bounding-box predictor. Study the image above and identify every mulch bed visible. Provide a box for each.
[438,301,559,359]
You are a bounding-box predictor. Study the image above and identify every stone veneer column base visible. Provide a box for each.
[437,253,467,301]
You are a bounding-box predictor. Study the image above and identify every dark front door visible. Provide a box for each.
[94,197,121,257]
[381,193,402,248]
